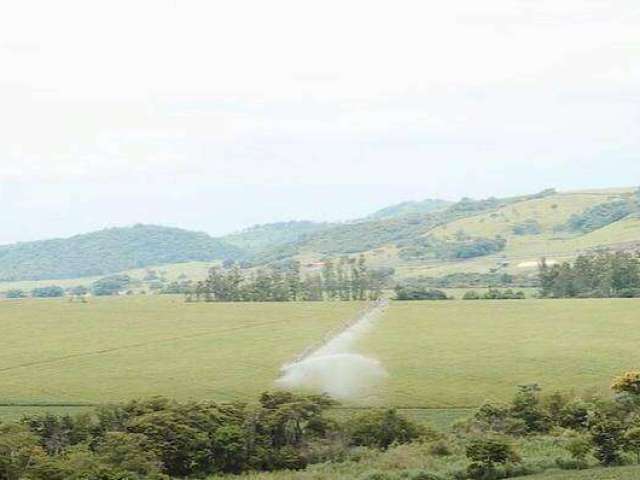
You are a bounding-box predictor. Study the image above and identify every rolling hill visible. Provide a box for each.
[364,198,452,220]
[1,187,639,288]
[0,224,242,281]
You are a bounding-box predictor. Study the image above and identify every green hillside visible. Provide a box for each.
[365,198,452,220]
[0,225,242,281]
[222,220,333,261]
[1,187,639,288]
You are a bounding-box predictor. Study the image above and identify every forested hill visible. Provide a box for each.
[0,225,243,281]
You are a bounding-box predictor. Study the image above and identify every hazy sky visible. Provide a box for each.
[1,0,639,244]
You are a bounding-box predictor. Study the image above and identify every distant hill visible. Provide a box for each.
[222,221,333,257]
[0,225,242,281]
[366,198,452,220]
[2,187,639,286]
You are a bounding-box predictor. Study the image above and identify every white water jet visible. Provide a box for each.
[275,302,388,400]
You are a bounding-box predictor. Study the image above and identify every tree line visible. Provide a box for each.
[539,252,640,298]
[4,371,640,479]
[187,256,393,302]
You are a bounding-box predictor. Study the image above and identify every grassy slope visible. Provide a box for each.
[524,466,640,479]
[388,189,640,280]
[0,261,215,293]
[357,299,640,407]
[0,296,364,405]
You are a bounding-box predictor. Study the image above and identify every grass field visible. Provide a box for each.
[0,296,364,410]
[357,299,640,407]
[2,296,639,423]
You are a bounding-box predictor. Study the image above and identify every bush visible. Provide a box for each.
[347,409,425,450]
[563,433,592,469]
[394,287,449,301]
[466,437,520,479]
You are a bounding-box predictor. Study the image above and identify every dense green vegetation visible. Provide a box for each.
[4,375,640,480]
[462,288,526,300]
[0,225,242,281]
[190,257,393,302]
[31,285,65,298]
[398,234,506,261]
[561,200,636,234]
[393,286,449,301]
[539,252,640,298]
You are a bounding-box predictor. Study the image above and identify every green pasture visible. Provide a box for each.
[0,296,363,407]
[358,299,640,407]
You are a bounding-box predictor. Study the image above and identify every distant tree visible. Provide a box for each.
[321,260,338,300]
[394,286,448,301]
[5,289,27,299]
[301,274,323,301]
[539,253,640,298]
[463,290,481,300]
[92,275,131,296]
[31,286,65,298]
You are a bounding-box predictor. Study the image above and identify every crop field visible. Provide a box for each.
[2,296,639,423]
[0,296,364,416]
[357,299,640,407]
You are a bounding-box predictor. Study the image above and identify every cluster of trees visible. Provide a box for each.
[0,392,429,480]
[398,233,507,261]
[5,286,66,299]
[463,289,526,300]
[512,219,542,236]
[457,372,640,474]
[393,286,449,301]
[539,252,640,298]
[560,200,636,234]
[5,370,640,479]
[91,275,132,296]
[188,256,393,302]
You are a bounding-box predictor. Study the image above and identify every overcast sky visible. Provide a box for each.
[1,0,639,244]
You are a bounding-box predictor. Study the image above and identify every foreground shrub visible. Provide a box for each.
[562,433,592,469]
[465,437,520,480]
[347,410,426,450]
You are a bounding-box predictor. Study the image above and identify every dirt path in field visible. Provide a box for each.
[275,300,388,400]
